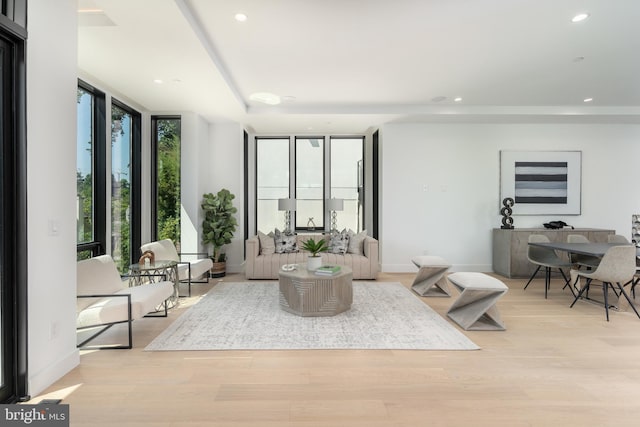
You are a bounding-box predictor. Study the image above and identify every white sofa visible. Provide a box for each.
[245,233,379,280]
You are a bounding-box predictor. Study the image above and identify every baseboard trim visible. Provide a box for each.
[28,348,79,397]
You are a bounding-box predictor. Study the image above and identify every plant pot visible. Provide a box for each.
[210,261,226,278]
[307,255,322,271]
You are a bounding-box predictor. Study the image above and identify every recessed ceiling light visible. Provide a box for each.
[249,92,281,105]
[571,13,590,23]
[235,13,248,22]
[454,97,462,102]
[153,79,163,84]
[583,97,593,103]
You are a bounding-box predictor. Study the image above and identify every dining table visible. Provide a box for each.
[527,241,640,258]
[527,241,640,312]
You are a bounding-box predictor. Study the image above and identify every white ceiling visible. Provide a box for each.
[77,0,640,134]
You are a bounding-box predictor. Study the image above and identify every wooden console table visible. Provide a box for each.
[492,228,614,278]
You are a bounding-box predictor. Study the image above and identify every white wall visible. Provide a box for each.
[381,123,640,272]
[208,123,245,273]
[179,112,210,254]
[27,0,80,395]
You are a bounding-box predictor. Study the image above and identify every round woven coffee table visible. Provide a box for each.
[278,264,353,317]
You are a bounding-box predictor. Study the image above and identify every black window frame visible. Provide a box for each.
[110,98,141,267]
[253,134,371,235]
[294,136,325,231]
[150,115,181,242]
[0,0,28,404]
[254,136,292,233]
[76,79,107,258]
[329,135,365,232]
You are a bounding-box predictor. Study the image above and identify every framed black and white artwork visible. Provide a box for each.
[499,150,582,215]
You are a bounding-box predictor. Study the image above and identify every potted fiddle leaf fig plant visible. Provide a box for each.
[201,188,238,277]
[301,237,327,271]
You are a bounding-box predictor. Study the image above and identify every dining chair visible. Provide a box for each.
[567,234,601,269]
[631,257,640,298]
[524,234,573,299]
[608,234,630,244]
[569,245,640,321]
[608,234,632,294]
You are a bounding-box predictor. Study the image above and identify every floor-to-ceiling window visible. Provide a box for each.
[111,104,131,270]
[254,135,365,234]
[330,137,364,232]
[77,88,142,271]
[256,138,290,233]
[295,137,324,230]
[77,88,93,248]
[111,100,141,272]
[151,116,181,244]
[76,81,106,259]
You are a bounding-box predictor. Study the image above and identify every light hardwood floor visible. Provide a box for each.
[31,272,640,426]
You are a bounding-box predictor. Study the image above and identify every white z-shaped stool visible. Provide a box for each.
[410,256,452,297]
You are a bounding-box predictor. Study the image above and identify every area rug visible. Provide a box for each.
[145,281,479,351]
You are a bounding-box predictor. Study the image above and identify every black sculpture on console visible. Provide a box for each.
[500,197,514,229]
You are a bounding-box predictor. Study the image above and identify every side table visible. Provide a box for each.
[128,260,180,306]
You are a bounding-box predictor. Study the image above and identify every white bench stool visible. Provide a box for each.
[410,256,451,297]
[446,272,508,331]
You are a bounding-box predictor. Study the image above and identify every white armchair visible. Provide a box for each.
[77,255,174,349]
[140,239,213,297]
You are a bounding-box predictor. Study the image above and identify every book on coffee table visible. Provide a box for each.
[315,265,341,276]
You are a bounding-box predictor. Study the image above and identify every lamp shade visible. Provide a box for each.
[326,198,344,211]
[278,198,296,211]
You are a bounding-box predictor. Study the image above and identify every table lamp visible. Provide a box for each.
[278,198,296,234]
[326,198,344,232]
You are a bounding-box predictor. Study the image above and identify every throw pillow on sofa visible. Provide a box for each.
[347,229,367,255]
[274,228,298,253]
[328,229,349,254]
[257,230,275,255]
